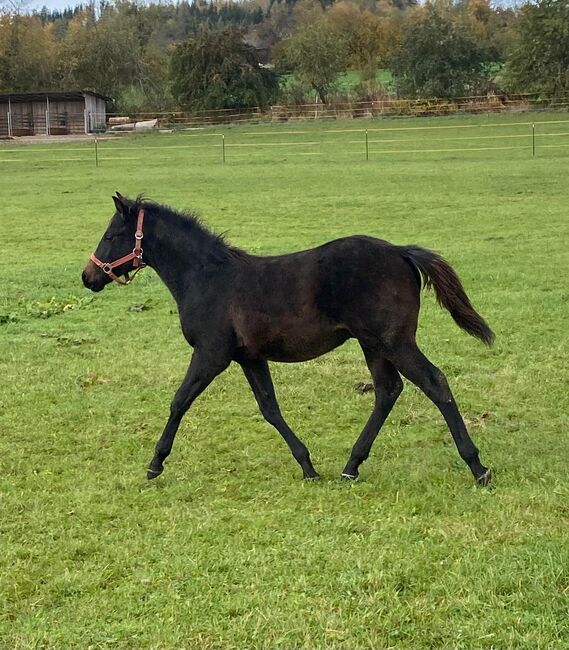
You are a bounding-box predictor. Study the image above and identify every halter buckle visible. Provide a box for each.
[102,263,112,274]
[135,231,143,240]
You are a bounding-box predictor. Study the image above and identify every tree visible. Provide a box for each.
[326,2,404,75]
[391,4,492,98]
[170,28,280,111]
[273,16,347,103]
[0,14,57,91]
[56,3,170,107]
[504,0,569,97]
[454,0,515,63]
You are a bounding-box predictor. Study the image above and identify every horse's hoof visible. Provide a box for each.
[476,468,493,487]
[303,472,320,481]
[341,472,359,481]
[147,467,163,480]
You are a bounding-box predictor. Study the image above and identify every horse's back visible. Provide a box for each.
[229,235,420,361]
[312,235,421,324]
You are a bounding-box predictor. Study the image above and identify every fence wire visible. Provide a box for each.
[1,117,569,166]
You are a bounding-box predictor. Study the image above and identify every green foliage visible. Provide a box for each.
[0,52,10,87]
[391,4,493,98]
[274,18,347,103]
[115,84,171,115]
[26,294,93,319]
[0,0,562,110]
[148,0,264,46]
[326,2,405,73]
[0,14,57,91]
[57,3,166,101]
[279,75,312,104]
[504,0,569,97]
[0,1,266,104]
[171,28,280,111]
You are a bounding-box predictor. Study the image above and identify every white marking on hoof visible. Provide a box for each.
[341,473,358,480]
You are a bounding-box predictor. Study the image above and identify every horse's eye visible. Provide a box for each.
[104,233,114,241]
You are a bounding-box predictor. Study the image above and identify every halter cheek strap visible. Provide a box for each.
[90,209,146,285]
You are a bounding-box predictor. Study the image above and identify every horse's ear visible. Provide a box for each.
[112,193,129,217]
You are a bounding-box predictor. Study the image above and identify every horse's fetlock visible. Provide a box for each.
[297,447,311,465]
[354,452,368,465]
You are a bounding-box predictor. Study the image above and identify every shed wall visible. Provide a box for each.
[84,94,106,131]
[0,94,107,136]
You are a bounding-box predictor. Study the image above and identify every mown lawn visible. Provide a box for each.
[1,113,568,649]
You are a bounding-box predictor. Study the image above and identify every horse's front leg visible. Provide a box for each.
[240,359,319,479]
[147,347,230,479]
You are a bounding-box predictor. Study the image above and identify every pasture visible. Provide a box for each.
[1,112,569,649]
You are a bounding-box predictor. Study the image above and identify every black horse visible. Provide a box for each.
[82,194,494,485]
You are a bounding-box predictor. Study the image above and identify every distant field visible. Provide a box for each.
[1,112,569,649]
[282,68,393,98]
[337,68,394,92]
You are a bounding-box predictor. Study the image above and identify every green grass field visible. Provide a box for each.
[1,112,569,649]
[282,68,393,98]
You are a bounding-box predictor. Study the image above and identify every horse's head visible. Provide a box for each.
[82,193,146,292]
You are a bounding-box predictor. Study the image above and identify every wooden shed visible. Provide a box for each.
[0,91,107,137]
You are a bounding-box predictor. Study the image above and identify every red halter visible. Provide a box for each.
[90,209,146,285]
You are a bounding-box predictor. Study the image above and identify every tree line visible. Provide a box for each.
[0,0,567,113]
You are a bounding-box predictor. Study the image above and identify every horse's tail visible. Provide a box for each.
[399,245,495,346]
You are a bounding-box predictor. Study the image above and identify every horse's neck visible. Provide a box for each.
[145,217,220,306]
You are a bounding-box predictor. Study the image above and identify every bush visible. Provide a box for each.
[171,28,280,111]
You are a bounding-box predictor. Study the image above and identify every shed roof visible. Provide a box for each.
[0,91,109,104]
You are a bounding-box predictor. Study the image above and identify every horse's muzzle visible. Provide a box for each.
[82,261,107,292]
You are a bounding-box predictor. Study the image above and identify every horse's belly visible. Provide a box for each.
[256,328,350,362]
[232,305,351,363]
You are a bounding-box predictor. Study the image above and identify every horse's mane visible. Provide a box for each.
[133,195,247,262]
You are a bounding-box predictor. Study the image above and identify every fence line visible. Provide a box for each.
[357,134,531,145]
[2,117,569,165]
[370,145,528,155]
[326,119,569,134]
[107,94,569,130]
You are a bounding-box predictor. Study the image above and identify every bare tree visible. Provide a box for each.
[0,0,30,17]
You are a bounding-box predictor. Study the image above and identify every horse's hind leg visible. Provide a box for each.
[388,343,491,485]
[240,359,319,480]
[342,346,403,479]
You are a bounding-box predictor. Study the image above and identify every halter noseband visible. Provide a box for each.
[90,209,146,285]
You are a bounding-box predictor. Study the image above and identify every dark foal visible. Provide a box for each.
[82,194,494,486]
